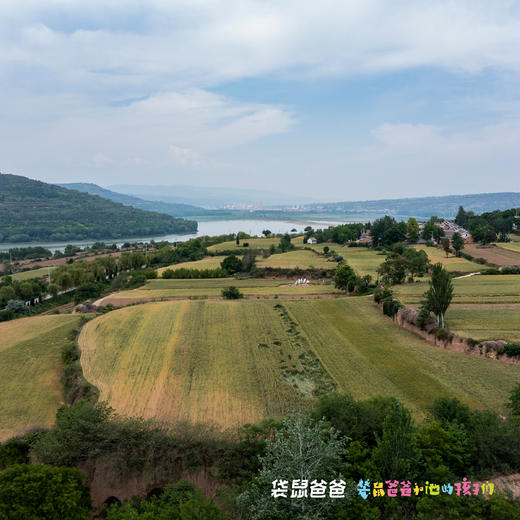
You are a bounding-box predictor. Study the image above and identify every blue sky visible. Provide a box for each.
[1,1,520,201]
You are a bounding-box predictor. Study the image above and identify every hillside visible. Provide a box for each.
[307,192,520,218]
[59,183,209,217]
[0,173,197,243]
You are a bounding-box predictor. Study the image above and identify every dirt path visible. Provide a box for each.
[37,302,75,315]
[453,271,480,279]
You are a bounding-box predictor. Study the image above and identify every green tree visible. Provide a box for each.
[441,237,451,257]
[48,283,59,299]
[451,232,465,257]
[0,464,91,520]
[406,218,420,243]
[279,234,293,252]
[334,263,357,292]
[237,413,353,520]
[222,286,243,299]
[221,255,243,274]
[507,383,520,418]
[373,399,421,481]
[455,205,467,227]
[425,263,453,328]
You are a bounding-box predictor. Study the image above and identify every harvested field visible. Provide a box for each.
[497,241,520,255]
[157,256,237,275]
[207,237,282,252]
[464,244,520,267]
[411,245,483,273]
[0,315,81,441]
[11,266,55,281]
[99,278,340,303]
[256,250,336,270]
[79,301,324,427]
[395,275,520,304]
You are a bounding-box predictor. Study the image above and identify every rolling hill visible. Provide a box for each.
[0,173,197,243]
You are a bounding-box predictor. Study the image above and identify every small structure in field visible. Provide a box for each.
[307,237,317,245]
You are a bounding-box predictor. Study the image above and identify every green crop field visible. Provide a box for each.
[104,277,340,302]
[256,250,336,270]
[411,245,483,273]
[11,266,55,281]
[207,237,282,252]
[79,300,320,428]
[157,255,239,275]
[445,305,520,342]
[79,298,520,428]
[395,275,520,304]
[284,298,520,417]
[0,314,80,441]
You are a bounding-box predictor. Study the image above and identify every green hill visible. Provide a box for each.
[59,182,209,217]
[0,173,197,243]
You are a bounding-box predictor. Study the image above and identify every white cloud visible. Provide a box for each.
[168,145,199,166]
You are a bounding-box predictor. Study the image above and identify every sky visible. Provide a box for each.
[1,0,520,202]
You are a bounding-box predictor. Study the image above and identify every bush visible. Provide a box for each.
[434,328,451,342]
[501,343,520,358]
[373,286,393,303]
[221,286,243,299]
[74,282,102,303]
[475,257,487,265]
[382,298,401,317]
[0,309,14,322]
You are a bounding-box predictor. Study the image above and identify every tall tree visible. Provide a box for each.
[406,218,420,243]
[334,263,357,292]
[425,263,453,328]
[441,237,451,257]
[451,232,465,257]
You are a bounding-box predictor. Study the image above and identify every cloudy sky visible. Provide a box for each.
[1,0,520,201]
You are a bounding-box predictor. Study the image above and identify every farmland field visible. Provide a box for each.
[464,244,520,267]
[79,298,520,426]
[101,278,340,302]
[0,314,81,441]
[284,298,520,417]
[157,255,237,275]
[207,237,281,252]
[497,241,520,254]
[79,301,320,427]
[256,250,336,270]
[445,305,520,342]
[11,266,55,281]
[411,245,483,273]
[395,274,520,304]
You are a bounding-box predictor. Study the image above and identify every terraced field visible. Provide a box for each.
[79,301,322,427]
[100,278,340,303]
[207,237,281,252]
[395,275,520,304]
[157,256,237,275]
[79,298,520,426]
[411,245,483,273]
[0,314,81,441]
[445,305,520,342]
[256,250,336,270]
[285,298,520,417]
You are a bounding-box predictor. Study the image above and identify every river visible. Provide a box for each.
[0,218,347,253]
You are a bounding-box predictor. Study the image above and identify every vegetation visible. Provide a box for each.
[455,205,517,243]
[424,263,454,328]
[0,315,81,441]
[0,173,196,243]
[256,250,335,270]
[222,286,244,299]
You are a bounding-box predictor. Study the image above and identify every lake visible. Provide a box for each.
[0,218,347,253]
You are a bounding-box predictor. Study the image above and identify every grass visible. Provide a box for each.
[207,237,282,252]
[411,245,483,273]
[496,241,520,255]
[79,300,322,428]
[284,298,520,418]
[106,277,340,301]
[256,250,336,270]
[157,256,238,275]
[395,274,520,304]
[0,314,81,441]
[445,306,520,342]
[11,266,55,281]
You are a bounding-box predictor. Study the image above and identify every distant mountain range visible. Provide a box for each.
[0,174,197,243]
[108,184,314,208]
[306,192,520,218]
[59,183,211,217]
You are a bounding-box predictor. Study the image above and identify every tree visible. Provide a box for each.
[48,283,59,299]
[221,255,243,274]
[425,263,453,328]
[237,413,353,520]
[222,286,243,299]
[0,464,91,520]
[373,399,421,481]
[507,383,520,418]
[334,263,357,292]
[262,229,272,237]
[407,218,420,243]
[451,232,464,257]
[279,234,293,252]
[441,238,451,257]
[455,205,467,227]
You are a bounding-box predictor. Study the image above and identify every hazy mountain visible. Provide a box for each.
[307,192,520,218]
[109,184,314,208]
[0,173,197,243]
[59,183,209,217]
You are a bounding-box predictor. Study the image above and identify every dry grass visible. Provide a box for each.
[464,244,520,267]
[11,266,55,281]
[411,245,483,273]
[496,241,520,255]
[207,237,282,252]
[256,250,336,270]
[157,256,238,275]
[0,315,81,441]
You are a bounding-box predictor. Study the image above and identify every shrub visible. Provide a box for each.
[434,328,450,342]
[221,286,243,299]
[374,286,393,303]
[475,257,487,265]
[502,343,520,358]
[382,298,401,317]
